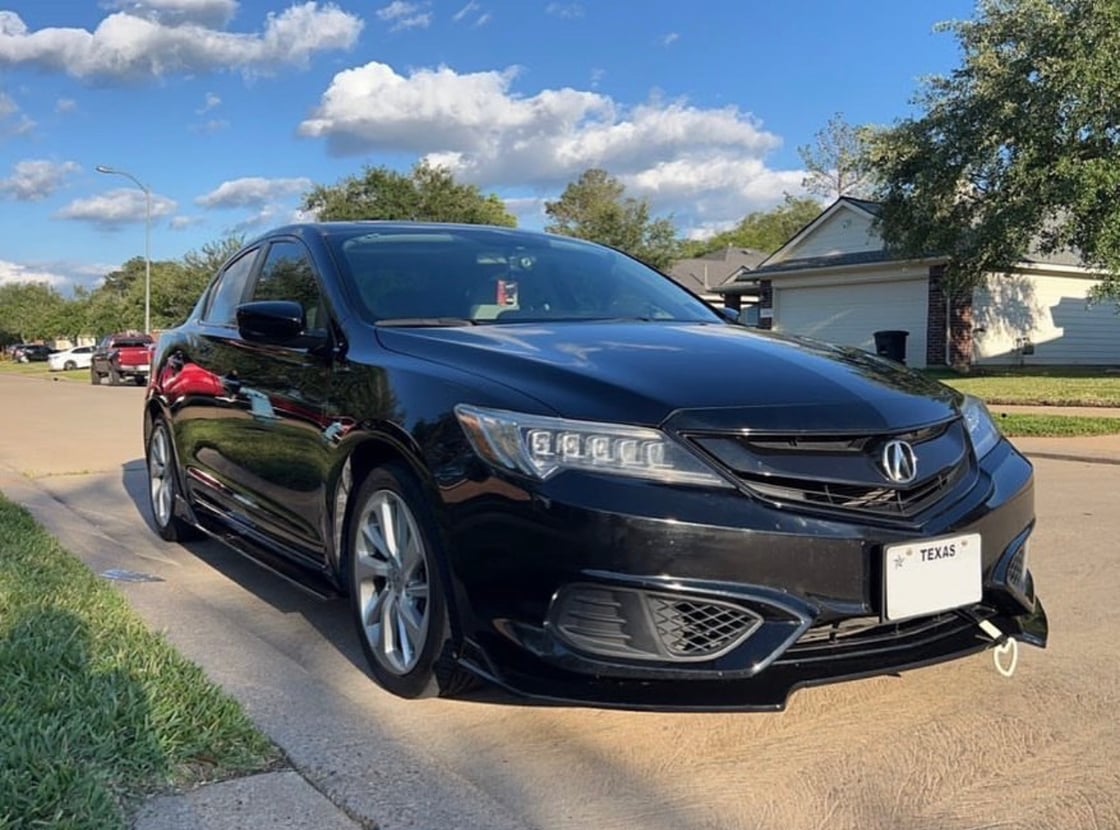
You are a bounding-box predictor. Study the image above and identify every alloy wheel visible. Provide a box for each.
[353,490,431,675]
[148,425,174,529]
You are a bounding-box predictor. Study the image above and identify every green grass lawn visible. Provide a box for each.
[0,361,88,383]
[930,366,1120,407]
[995,413,1120,437]
[0,495,280,829]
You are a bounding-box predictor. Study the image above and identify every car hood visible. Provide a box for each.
[376,321,959,432]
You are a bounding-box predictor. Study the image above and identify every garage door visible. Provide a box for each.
[774,278,929,367]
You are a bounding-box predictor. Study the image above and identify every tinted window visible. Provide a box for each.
[326,229,720,325]
[204,248,259,326]
[251,241,324,330]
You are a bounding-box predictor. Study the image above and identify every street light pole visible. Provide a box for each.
[95,165,152,334]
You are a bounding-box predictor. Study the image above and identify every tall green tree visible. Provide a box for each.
[544,169,680,270]
[303,162,516,226]
[798,113,879,200]
[871,0,1120,296]
[679,195,823,258]
[0,283,68,342]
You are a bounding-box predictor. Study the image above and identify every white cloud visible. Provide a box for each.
[300,62,805,232]
[191,118,230,133]
[475,12,491,26]
[662,32,679,46]
[452,1,478,22]
[169,215,207,230]
[102,0,239,28]
[196,176,312,208]
[0,3,363,82]
[0,259,69,288]
[0,90,35,135]
[375,1,432,31]
[0,159,81,201]
[56,188,177,227]
[55,97,77,113]
[197,91,221,113]
[545,3,584,18]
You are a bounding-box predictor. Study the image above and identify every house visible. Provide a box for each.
[717,197,1120,368]
[667,247,767,313]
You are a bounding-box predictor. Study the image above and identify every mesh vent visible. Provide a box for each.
[1006,545,1026,592]
[647,596,760,658]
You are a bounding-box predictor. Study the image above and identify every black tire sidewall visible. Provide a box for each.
[346,464,451,699]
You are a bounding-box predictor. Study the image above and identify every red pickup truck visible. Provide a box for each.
[90,332,154,386]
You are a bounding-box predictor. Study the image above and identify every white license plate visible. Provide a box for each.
[884,533,982,620]
[137,364,150,373]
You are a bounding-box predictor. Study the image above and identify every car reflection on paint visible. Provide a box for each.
[142,222,1046,710]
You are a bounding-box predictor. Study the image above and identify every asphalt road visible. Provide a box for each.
[1,373,1118,830]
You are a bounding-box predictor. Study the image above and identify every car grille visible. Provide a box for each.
[551,586,762,662]
[647,596,761,658]
[781,610,985,664]
[688,419,974,520]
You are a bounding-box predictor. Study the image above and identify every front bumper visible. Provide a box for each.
[441,439,1048,710]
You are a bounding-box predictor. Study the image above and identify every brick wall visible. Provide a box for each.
[925,264,973,368]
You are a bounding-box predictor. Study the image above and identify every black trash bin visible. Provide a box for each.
[873,329,909,364]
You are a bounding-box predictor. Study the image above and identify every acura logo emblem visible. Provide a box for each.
[881,440,918,484]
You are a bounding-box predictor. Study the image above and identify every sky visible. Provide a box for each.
[0,0,978,294]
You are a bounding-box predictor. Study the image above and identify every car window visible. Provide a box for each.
[250,241,325,331]
[204,248,259,326]
[328,229,720,325]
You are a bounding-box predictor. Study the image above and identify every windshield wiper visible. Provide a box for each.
[375,317,478,327]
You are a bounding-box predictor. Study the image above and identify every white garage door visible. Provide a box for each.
[774,278,929,367]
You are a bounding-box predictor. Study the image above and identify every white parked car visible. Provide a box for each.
[48,345,95,372]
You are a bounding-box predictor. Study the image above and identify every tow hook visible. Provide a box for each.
[978,619,1018,677]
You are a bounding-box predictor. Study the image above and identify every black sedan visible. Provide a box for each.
[143,222,1046,710]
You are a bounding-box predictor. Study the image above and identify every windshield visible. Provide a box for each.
[326,227,721,325]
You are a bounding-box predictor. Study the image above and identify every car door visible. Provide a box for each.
[212,238,336,563]
[169,245,263,528]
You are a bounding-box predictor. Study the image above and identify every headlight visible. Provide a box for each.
[454,404,731,487]
[961,395,1001,458]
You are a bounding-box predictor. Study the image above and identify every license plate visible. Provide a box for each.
[884,533,981,620]
[137,364,150,373]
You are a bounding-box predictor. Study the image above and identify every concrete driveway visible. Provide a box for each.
[2,373,1118,830]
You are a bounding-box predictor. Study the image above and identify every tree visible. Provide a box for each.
[303,162,516,227]
[798,112,878,200]
[679,195,823,258]
[544,169,680,270]
[871,0,1120,297]
[0,282,68,342]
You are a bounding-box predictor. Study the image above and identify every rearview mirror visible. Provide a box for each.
[718,306,742,324]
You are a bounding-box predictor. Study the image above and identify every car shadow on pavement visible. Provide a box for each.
[117,459,529,707]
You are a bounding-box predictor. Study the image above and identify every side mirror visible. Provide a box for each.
[237,301,328,350]
[718,306,742,324]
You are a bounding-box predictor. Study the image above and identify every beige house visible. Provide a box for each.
[718,197,1120,368]
[667,247,766,312]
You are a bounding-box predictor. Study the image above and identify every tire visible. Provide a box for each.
[134,375,147,387]
[108,366,121,386]
[347,464,461,699]
[145,417,201,542]
[64,360,76,371]
[90,367,100,385]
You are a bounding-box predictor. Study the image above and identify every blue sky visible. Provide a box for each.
[0,0,975,293]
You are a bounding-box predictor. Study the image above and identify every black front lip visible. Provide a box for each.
[457,601,1048,712]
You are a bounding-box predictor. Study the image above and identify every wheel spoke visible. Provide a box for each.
[353,548,389,581]
[362,583,387,628]
[377,498,400,565]
[404,581,429,600]
[396,602,416,667]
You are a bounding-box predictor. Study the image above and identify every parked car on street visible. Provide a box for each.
[13,344,53,363]
[143,222,1047,709]
[48,345,95,372]
[91,333,153,386]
